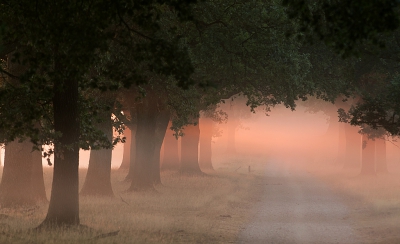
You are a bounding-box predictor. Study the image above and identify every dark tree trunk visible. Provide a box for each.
[360,134,376,176]
[375,138,388,174]
[128,97,158,191]
[151,110,170,185]
[180,118,203,175]
[119,127,131,171]
[343,123,361,169]
[199,117,214,171]
[0,140,46,207]
[40,78,80,227]
[80,113,114,196]
[161,121,180,171]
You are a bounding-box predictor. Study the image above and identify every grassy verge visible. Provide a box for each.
[0,155,265,243]
[302,161,400,244]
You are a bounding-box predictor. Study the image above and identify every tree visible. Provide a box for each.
[161,121,180,171]
[283,0,400,56]
[80,110,114,197]
[0,0,196,227]
[119,127,132,172]
[127,88,170,190]
[0,140,47,207]
[199,115,214,171]
[180,117,202,174]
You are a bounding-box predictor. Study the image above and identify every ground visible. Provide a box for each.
[0,155,399,243]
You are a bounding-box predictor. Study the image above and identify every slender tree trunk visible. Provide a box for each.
[80,113,114,196]
[128,97,158,191]
[119,127,131,171]
[151,110,170,185]
[343,124,361,169]
[226,118,239,154]
[337,122,346,166]
[180,118,203,175]
[199,117,214,171]
[161,121,180,171]
[322,109,339,163]
[124,124,137,181]
[40,78,80,227]
[0,140,46,207]
[360,134,376,175]
[375,138,388,174]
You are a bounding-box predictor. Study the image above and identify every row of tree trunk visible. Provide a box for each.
[326,102,389,175]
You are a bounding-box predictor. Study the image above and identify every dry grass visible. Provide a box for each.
[0,155,265,243]
[301,161,400,244]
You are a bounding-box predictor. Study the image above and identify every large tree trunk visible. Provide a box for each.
[80,113,114,196]
[161,121,180,171]
[119,127,132,171]
[360,134,376,175]
[31,148,47,202]
[343,124,361,169]
[180,118,203,175]
[128,97,158,191]
[0,140,46,207]
[151,110,170,185]
[375,138,388,174]
[40,78,80,227]
[199,116,214,171]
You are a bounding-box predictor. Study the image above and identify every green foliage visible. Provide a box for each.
[283,0,400,57]
[339,76,400,136]
[0,0,197,153]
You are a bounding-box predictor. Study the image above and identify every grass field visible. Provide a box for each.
[0,155,265,243]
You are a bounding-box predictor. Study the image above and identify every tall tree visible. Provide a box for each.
[0,0,196,227]
[119,127,132,172]
[80,111,114,197]
[180,117,202,175]
[0,140,47,207]
[161,121,180,171]
[199,116,214,171]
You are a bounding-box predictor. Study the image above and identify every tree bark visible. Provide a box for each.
[151,109,170,185]
[118,127,131,171]
[343,123,361,169]
[31,148,47,202]
[0,140,46,207]
[124,124,137,181]
[40,77,80,227]
[375,138,388,174]
[80,113,114,196]
[199,117,214,171]
[360,134,376,175]
[128,96,158,191]
[180,118,203,175]
[161,121,180,171]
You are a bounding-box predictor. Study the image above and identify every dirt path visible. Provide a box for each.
[238,159,363,244]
